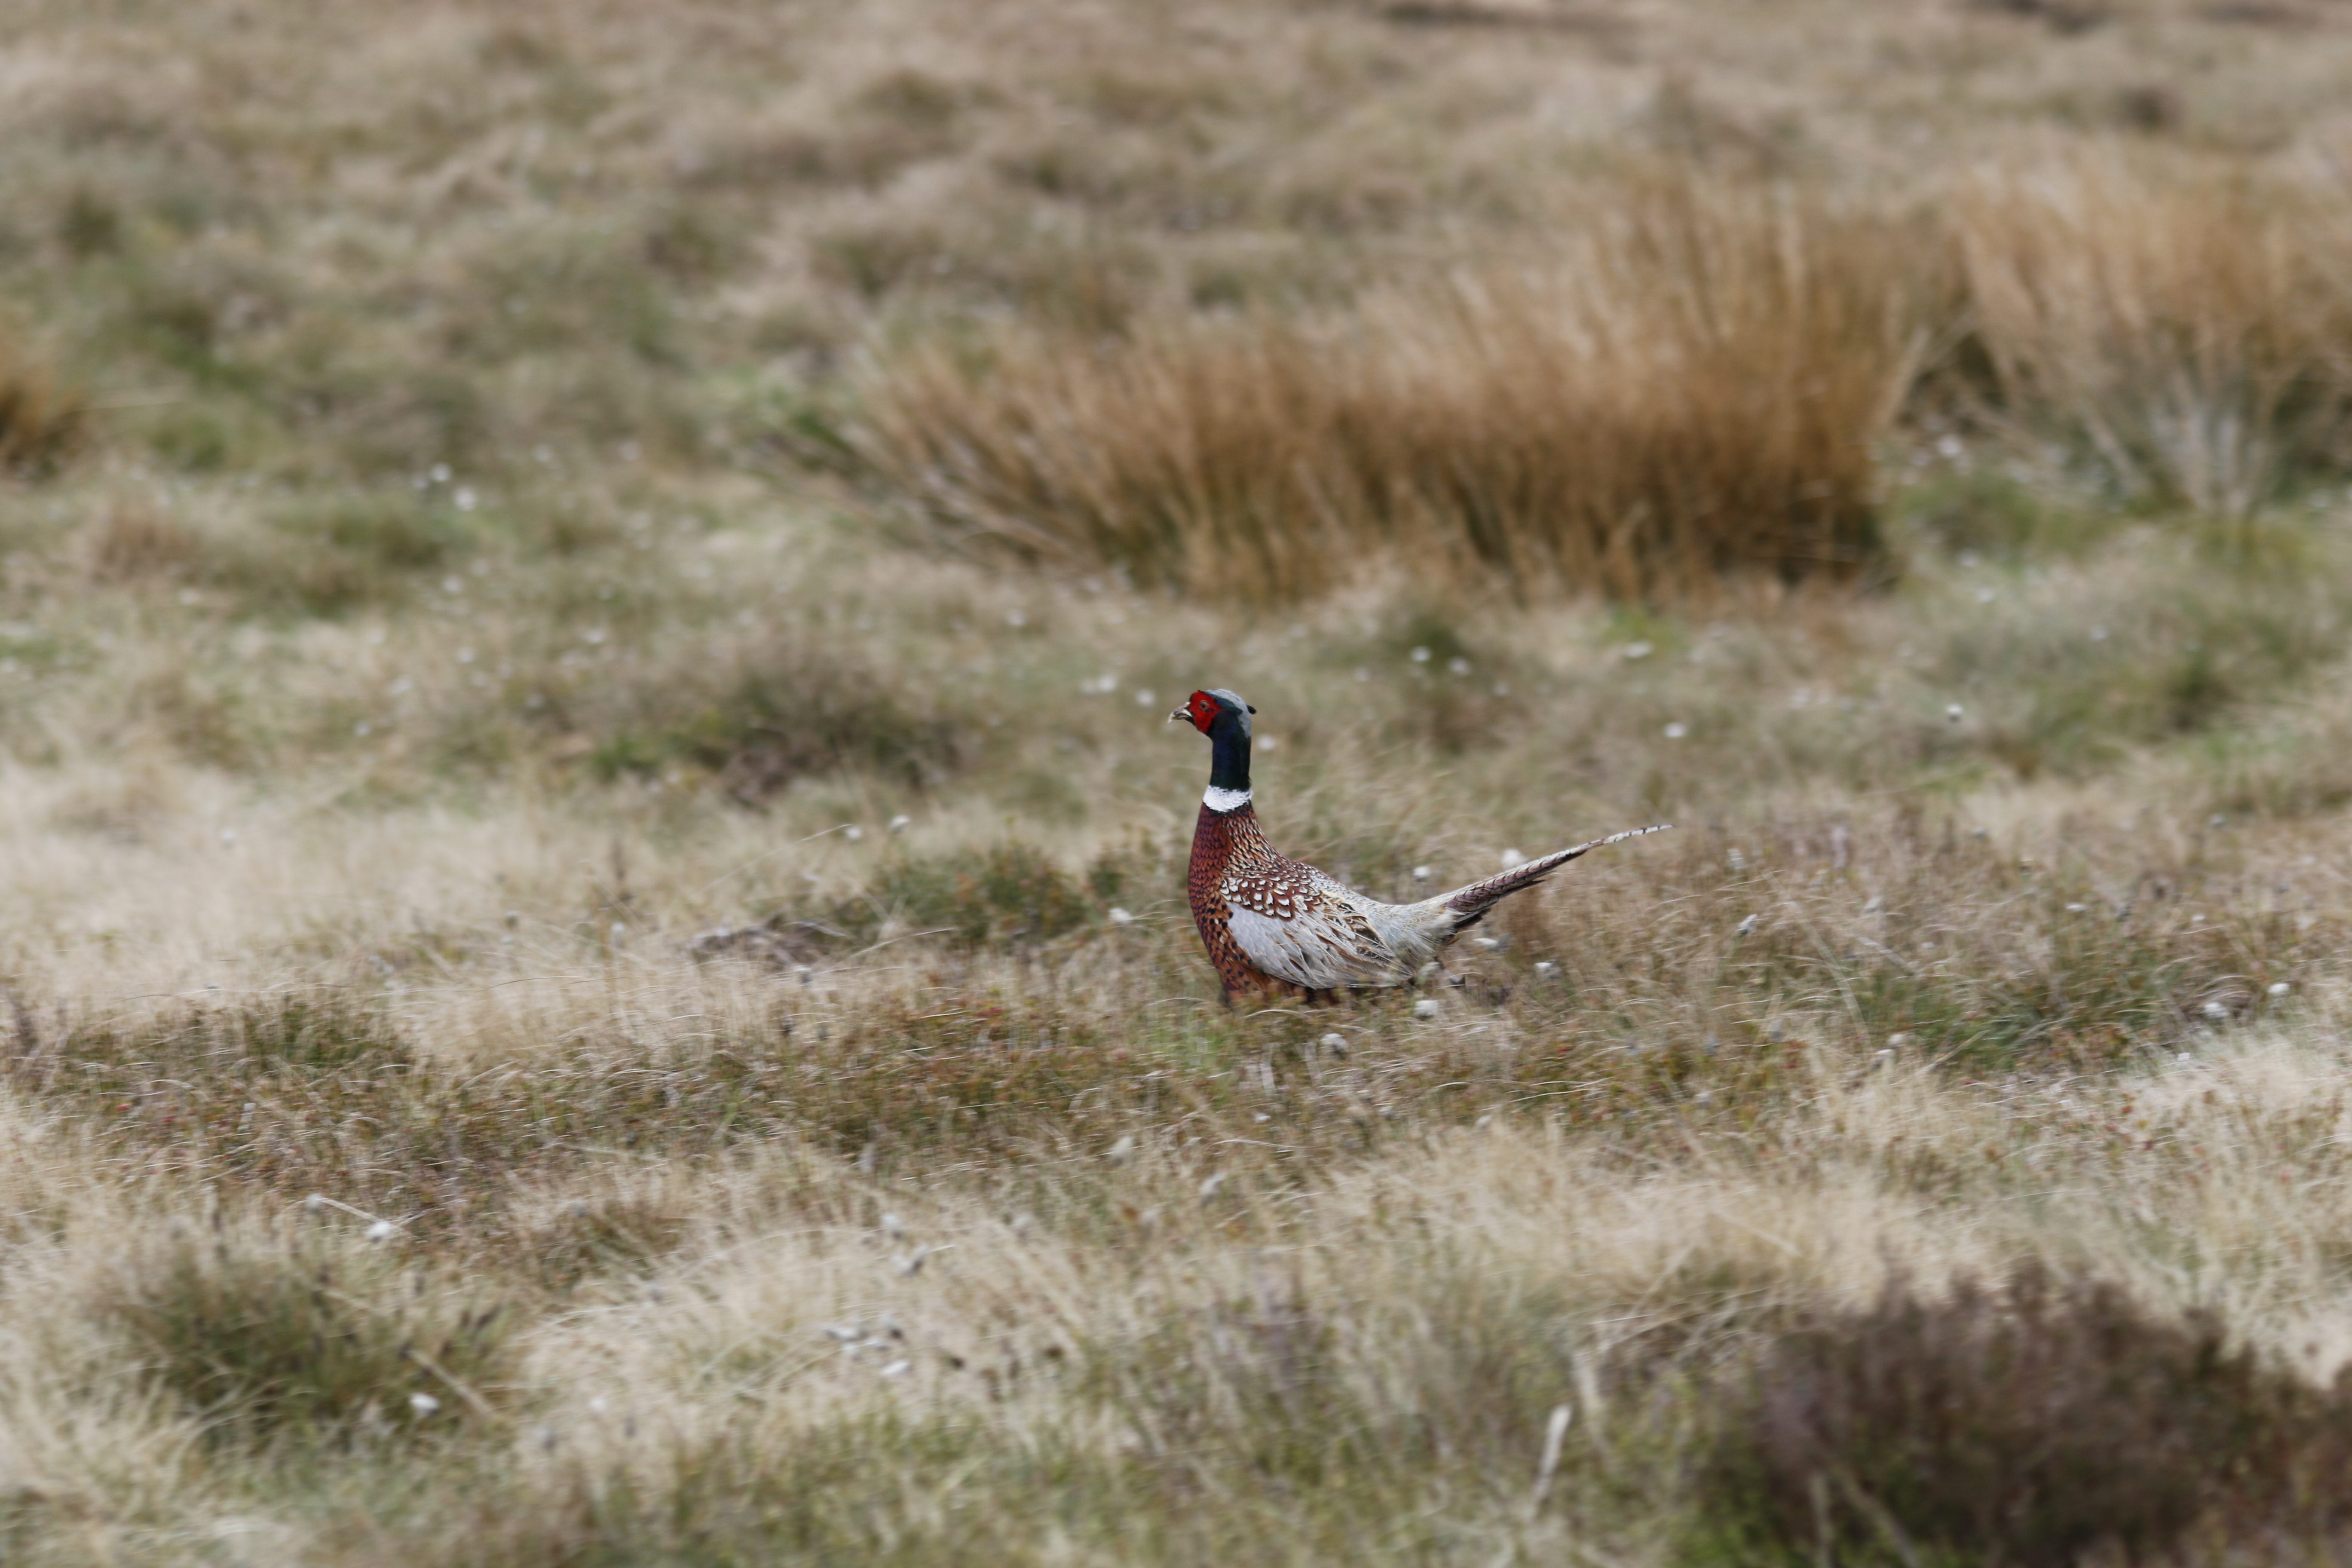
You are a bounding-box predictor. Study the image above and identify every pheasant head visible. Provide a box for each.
[1170,688,1256,809]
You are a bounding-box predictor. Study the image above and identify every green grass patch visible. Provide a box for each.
[89,1221,515,1449]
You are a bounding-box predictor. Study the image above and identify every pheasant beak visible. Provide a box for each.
[1167,704,1191,725]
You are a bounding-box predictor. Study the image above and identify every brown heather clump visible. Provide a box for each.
[1697,1266,2352,1565]
[852,182,1912,603]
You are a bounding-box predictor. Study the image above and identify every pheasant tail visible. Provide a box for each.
[1438,824,1673,928]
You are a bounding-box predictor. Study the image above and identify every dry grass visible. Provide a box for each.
[1953,159,2352,518]
[851,160,2352,598]
[6,0,2352,1561]
[852,181,1912,602]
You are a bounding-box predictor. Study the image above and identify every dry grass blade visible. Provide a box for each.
[853,181,1917,603]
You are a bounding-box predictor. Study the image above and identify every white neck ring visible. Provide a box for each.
[1202,786,1252,813]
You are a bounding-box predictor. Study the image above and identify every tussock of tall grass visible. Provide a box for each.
[854,184,1913,603]
[1954,160,2352,517]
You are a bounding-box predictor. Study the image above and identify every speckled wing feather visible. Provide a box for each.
[1222,868,1406,990]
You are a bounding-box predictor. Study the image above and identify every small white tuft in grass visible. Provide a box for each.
[1412,865,1432,882]
[1663,721,1687,739]
[882,1212,905,1240]
[1410,646,1431,663]
[409,1393,440,1418]
[1197,1173,1226,1200]
[1133,689,1155,706]
[1533,961,1556,977]
[879,1360,912,1378]
[1735,914,1759,937]
[365,1219,396,1243]
[1500,848,1524,868]
[1108,907,1134,925]
[2203,1000,2230,1021]
[1319,1032,1347,1056]
[1622,641,1652,660]
[1414,998,1440,1020]
[2270,982,2292,996]
[1107,1135,1136,1164]
[844,825,864,842]
[1448,656,1471,674]
[1947,703,1965,721]
[1474,937,1501,951]
[889,814,911,832]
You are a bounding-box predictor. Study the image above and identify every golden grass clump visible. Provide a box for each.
[1954,160,2352,517]
[854,183,1914,603]
[0,336,80,477]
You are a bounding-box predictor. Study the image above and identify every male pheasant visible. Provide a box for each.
[1171,688,1668,999]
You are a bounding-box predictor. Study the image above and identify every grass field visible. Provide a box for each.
[7,0,2352,1561]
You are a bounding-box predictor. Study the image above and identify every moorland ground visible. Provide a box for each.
[7,0,2352,1561]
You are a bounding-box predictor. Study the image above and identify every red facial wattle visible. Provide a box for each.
[1185,691,1221,732]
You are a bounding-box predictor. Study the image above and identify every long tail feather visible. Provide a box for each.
[1437,824,1672,928]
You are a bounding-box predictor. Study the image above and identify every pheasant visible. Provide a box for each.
[1170,688,1669,1000]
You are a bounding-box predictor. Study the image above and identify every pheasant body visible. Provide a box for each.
[1171,687,1666,999]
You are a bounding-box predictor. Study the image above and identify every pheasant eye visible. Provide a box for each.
[1187,692,1220,729]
